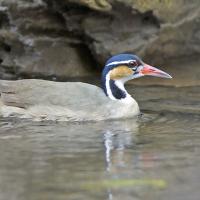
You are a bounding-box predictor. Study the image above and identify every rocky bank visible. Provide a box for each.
[0,0,200,80]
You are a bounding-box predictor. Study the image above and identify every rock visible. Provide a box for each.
[0,0,96,80]
[54,0,200,66]
[65,0,112,11]
[0,32,95,79]
[0,0,200,80]
[80,0,200,65]
[140,0,200,65]
[82,2,160,64]
[10,37,95,79]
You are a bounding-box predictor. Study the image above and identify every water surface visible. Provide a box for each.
[0,85,199,200]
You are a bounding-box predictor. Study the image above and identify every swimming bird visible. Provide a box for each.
[0,54,171,121]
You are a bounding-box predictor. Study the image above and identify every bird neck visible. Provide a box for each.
[101,71,132,102]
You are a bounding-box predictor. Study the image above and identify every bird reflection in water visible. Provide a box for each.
[104,130,134,172]
[103,119,158,200]
[103,119,139,172]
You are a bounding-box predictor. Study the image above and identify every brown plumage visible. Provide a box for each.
[110,66,133,80]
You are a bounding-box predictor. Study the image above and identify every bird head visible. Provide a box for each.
[103,54,172,83]
[101,54,172,101]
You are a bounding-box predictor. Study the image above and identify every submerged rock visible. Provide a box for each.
[0,0,199,79]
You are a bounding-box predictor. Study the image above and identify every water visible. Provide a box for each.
[0,85,200,200]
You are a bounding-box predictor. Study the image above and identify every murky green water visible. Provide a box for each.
[0,85,200,200]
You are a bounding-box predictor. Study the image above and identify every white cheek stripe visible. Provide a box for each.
[106,59,136,67]
[105,72,117,100]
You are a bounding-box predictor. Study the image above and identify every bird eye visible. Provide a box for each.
[129,60,138,70]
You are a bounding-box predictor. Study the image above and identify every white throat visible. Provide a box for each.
[105,72,134,103]
[115,80,134,103]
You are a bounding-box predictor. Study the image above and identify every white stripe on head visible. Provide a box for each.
[106,59,136,67]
